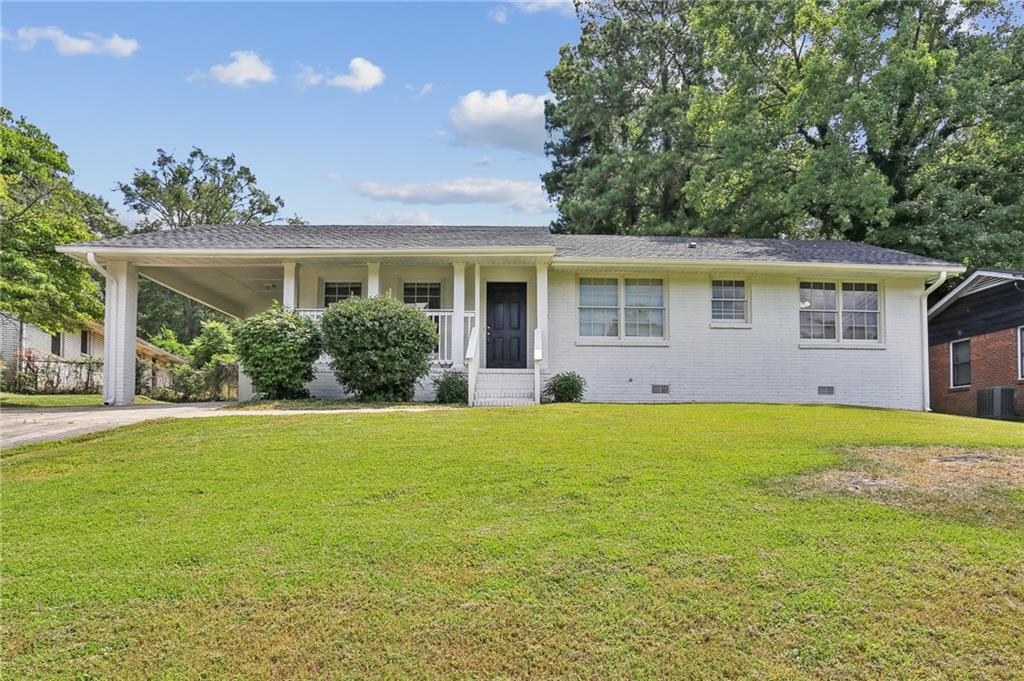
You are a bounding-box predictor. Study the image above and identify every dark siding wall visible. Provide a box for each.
[929,282,1024,345]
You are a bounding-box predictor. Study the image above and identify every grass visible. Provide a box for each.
[2,404,1023,678]
[0,392,166,408]
[225,397,446,411]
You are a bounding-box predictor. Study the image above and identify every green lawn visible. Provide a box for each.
[226,397,451,411]
[0,392,165,408]
[3,405,1022,678]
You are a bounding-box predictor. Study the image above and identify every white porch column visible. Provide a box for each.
[282,262,298,309]
[367,262,381,297]
[535,260,549,364]
[103,261,139,406]
[474,263,482,359]
[452,262,466,367]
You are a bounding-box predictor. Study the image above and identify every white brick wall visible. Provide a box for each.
[545,270,927,410]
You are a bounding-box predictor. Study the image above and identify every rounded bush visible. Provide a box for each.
[433,370,468,404]
[232,303,322,399]
[321,296,438,402]
[544,371,587,403]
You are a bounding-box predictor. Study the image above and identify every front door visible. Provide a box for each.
[486,282,527,368]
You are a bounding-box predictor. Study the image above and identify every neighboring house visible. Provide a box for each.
[927,269,1024,420]
[58,225,961,408]
[0,313,186,394]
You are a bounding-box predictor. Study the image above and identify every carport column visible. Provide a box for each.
[367,262,381,297]
[282,262,298,309]
[103,261,139,406]
[452,262,466,367]
[535,260,549,364]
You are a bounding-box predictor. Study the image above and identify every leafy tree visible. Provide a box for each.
[232,304,322,399]
[320,296,438,402]
[0,108,103,333]
[116,147,305,341]
[189,320,235,369]
[544,0,1024,269]
[149,327,192,361]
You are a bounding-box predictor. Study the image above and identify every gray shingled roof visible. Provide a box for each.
[70,224,554,250]
[66,224,954,268]
[552,234,952,267]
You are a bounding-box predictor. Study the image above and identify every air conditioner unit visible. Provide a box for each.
[977,387,1017,420]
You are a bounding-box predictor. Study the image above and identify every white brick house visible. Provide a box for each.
[58,225,962,409]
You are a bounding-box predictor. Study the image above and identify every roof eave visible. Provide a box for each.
[57,245,558,259]
[551,256,963,275]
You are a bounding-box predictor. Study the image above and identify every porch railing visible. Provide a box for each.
[296,308,475,365]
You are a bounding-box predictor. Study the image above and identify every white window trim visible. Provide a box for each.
[400,279,446,310]
[709,275,752,328]
[797,279,885,346]
[950,338,970,388]
[50,333,63,358]
[575,273,669,346]
[322,280,364,307]
[1017,325,1023,380]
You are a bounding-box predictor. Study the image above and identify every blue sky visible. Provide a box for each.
[2,1,581,226]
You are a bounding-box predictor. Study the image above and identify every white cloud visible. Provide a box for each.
[405,82,434,97]
[517,1,577,16]
[356,177,552,214]
[489,6,509,23]
[366,209,441,225]
[293,63,324,90]
[449,89,551,155]
[325,172,344,181]
[13,26,139,57]
[204,50,276,87]
[327,57,385,92]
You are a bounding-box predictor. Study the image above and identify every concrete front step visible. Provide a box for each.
[474,397,536,407]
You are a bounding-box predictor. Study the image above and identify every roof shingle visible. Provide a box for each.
[65,224,955,268]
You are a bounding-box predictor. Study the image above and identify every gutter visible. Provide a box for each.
[920,271,948,412]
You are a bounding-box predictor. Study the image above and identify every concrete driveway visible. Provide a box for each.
[1,402,228,449]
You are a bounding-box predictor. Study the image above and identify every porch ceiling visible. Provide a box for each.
[140,264,283,318]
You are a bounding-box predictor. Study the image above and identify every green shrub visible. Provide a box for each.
[433,370,468,404]
[232,304,322,399]
[544,371,587,403]
[150,327,191,362]
[189,320,235,368]
[321,296,438,402]
[169,364,208,401]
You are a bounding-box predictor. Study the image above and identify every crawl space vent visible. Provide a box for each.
[651,384,670,395]
[817,385,835,396]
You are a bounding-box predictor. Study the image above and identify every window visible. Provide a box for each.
[799,282,837,339]
[323,282,362,306]
[80,330,90,356]
[624,278,664,337]
[799,281,880,342]
[711,280,748,322]
[579,278,619,337]
[579,276,665,339]
[403,282,441,310]
[951,339,971,387]
[50,333,62,356]
[1018,327,1023,380]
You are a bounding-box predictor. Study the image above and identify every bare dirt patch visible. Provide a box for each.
[788,445,1024,527]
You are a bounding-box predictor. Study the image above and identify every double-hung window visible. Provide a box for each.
[403,282,442,310]
[323,282,362,306]
[951,339,971,387]
[711,280,748,322]
[579,277,665,339]
[80,330,90,356]
[50,333,62,356]
[799,281,880,342]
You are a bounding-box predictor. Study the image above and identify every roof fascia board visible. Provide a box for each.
[928,269,1017,318]
[58,246,557,259]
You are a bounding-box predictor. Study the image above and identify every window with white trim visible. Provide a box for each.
[951,339,971,387]
[799,281,879,341]
[80,330,90,356]
[1018,326,1023,380]
[711,280,748,322]
[324,282,362,306]
[579,277,665,339]
[50,333,62,356]
[403,282,441,310]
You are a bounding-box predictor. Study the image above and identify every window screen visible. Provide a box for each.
[799,282,837,339]
[951,339,971,387]
[579,278,619,337]
[324,282,362,306]
[403,282,442,310]
[711,280,748,322]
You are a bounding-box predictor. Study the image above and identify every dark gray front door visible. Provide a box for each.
[486,282,527,368]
